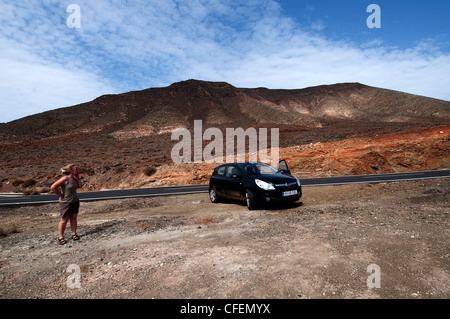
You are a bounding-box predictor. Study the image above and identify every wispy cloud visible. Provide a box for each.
[0,0,449,122]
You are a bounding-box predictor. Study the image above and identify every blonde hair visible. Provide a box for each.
[61,164,76,175]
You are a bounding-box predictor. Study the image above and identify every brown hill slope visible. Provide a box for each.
[0,80,449,192]
[1,79,448,142]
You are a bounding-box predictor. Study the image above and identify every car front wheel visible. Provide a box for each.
[209,186,220,203]
[245,189,257,210]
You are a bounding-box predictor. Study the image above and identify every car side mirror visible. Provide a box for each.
[278,169,291,175]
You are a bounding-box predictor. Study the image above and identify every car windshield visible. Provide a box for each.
[244,163,278,175]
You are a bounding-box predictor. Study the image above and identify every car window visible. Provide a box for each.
[225,166,239,177]
[244,163,277,175]
[215,166,226,176]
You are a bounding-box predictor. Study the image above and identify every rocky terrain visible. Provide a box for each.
[0,80,448,302]
[0,178,448,299]
[0,80,449,194]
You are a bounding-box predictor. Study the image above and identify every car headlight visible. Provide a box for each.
[255,179,275,190]
[295,177,301,186]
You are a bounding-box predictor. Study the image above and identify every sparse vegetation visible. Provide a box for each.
[36,187,51,194]
[0,224,21,237]
[22,179,36,188]
[12,179,24,187]
[115,166,125,173]
[23,190,41,195]
[11,178,36,188]
[143,166,156,176]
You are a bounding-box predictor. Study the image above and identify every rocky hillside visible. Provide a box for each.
[0,79,449,193]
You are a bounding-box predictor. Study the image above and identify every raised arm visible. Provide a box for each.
[75,168,82,188]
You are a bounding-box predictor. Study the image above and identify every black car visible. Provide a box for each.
[208,160,302,210]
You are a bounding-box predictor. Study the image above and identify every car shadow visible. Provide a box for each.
[260,201,304,211]
[218,198,304,210]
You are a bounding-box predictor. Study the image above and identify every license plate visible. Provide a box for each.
[283,190,298,196]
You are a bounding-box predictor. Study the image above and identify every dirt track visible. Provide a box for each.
[0,178,448,299]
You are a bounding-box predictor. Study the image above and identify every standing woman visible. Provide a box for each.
[51,164,82,245]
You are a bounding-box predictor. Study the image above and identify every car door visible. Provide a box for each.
[212,165,228,196]
[277,159,291,175]
[224,165,243,199]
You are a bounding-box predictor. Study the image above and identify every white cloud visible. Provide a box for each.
[0,54,115,122]
[0,0,449,122]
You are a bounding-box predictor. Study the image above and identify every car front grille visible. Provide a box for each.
[274,182,298,191]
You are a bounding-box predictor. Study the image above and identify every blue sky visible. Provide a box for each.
[1,0,449,123]
[279,1,450,50]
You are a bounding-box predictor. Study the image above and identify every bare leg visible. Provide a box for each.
[69,213,78,237]
[58,217,69,239]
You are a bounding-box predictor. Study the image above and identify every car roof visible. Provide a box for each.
[215,162,269,168]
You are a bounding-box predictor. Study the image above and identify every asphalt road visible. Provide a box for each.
[0,170,448,206]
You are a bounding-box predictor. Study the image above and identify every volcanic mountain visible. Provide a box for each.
[0,79,449,192]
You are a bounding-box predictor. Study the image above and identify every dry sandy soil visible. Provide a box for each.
[0,178,448,300]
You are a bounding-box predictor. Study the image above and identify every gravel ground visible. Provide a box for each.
[0,178,448,300]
